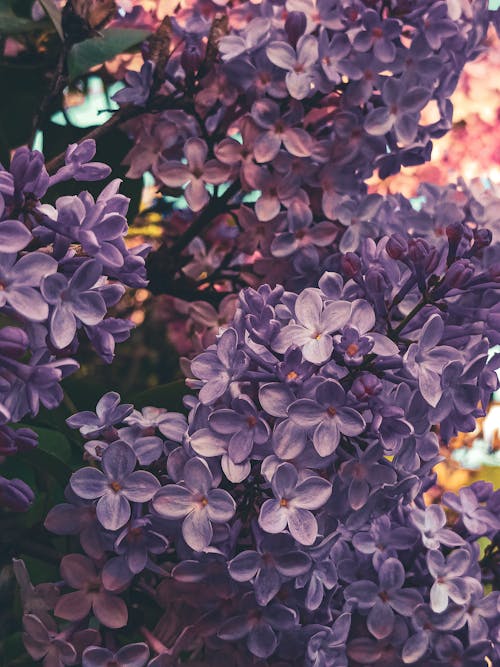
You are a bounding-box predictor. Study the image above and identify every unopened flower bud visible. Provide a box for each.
[285,11,307,48]
[341,252,361,278]
[386,234,408,259]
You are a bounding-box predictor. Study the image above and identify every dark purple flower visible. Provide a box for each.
[344,557,422,639]
[55,554,128,628]
[228,533,311,605]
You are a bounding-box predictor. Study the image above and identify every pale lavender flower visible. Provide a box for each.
[266,35,319,100]
[152,456,235,551]
[83,643,149,667]
[272,289,351,364]
[0,252,57,321]
[70,441,160,530]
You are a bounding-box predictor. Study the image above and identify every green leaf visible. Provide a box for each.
[68,28,152,80]
[0,3,50,33]
[39,0,63,39]
[131,380,189,412]
[21,425,72,463]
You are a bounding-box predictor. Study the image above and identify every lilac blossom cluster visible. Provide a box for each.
[112,0,499,353]
[0,140,149,511]
[20,222,500,665]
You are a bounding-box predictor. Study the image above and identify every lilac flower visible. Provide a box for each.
[352,10,401,63]
[114,516,169,574]
[70,441,160,530]
[250,98,312,163]
[272,289,351,364]
[50,139,111,185]
[0,252,57,321]
[152,457,235,551]
[228,533,311,605]
[41,260,107,349]
[113,60,154,107]
[66,392,133,438]
[443,487,500,534]
[427,548,472,613]
[409,504,465,549]
[266,35,319,100]
[364,78,430,144]
[344,558,422,639]
[208,396,270,463]
[352,515,415,568]
[22,614,77,667]
[83,643,149,667]
[258,463,332,545]
[158,138,231,212]
[217,593,298,659]
[271,200,337,258]
[306,613,351,667]
[453,579,500,642]
[288,380,366,457]
[190,328,248,404]
[54,554,128,628]
[403,314,460,407]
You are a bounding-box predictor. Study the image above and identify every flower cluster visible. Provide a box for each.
[0,140,149,510]
[110,0,499,357]
[20,221,500,664]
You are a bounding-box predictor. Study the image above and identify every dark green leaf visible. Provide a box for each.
[0,4,50,33]
[68,28,151,80]
[131,380,189,412]
[18,425,72,463]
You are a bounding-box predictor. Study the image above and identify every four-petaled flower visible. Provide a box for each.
[70,441,160,531]
[152,456,236,551]
[258,462,332,545]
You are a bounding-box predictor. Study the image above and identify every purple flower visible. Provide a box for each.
[158,138,231,212]
[114,516,169,574]
[409,504,465,550]
[0,476,34,511]
[22,614,77,667]
[217,593,298,659]
[152,457,235,551]
[208,396,270,464]
[352,10,400,63]
[113,60,154,107]
[190,328,248,404]
[228,533,311,605]
[364,78,430,144]
[266,35,319,99]
[70,441,160,530]
[352,515,416,568]
[288,380,365,456]
[54,553,128,628]
[258,462,331,545]
[344,558,422,639]
[453,579,500,642]
[66,391,133,438]
[83,643,149,667]
[443,487,500,535]
[403,314,460,407]
[41,260,107,349]
[271,199,337,258]
[427,548,472,613]
[306,613,351,667]
[250,98,312,163]
[273,289,351,364]
[0,252,57,321]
